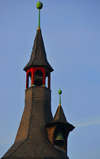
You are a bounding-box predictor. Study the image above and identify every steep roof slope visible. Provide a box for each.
[24,28,53,72]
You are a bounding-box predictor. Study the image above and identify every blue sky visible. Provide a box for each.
[0,0,100,159]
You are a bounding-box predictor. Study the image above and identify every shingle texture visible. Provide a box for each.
[53,106,67,123]
[45,105,75,132]
[23,29,53,72]
[54,147,69,159]
[2,26,74,159]
[2,87,65,159]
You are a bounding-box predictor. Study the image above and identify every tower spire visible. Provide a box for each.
[2,2,75,159]
[36,1,43,29]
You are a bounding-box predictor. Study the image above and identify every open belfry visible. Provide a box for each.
[2,2,75,159]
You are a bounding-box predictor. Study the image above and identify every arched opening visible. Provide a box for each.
[45,72,49,88]
[27,72,31,88]
[53,128,66,150]
[34,70,43,86]
[55,131,65,146]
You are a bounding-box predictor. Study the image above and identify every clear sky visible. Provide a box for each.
[0,0,100,159]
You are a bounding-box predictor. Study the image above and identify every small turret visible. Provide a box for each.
[46,90,75,155]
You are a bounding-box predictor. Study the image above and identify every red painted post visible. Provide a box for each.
[43,68,45,85]
[33,70,34,85]
[31,68,34,85]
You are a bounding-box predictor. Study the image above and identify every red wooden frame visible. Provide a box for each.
[26,67,50,89]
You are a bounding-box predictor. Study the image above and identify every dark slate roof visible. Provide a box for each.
[24,28,54,72]
[54,146,69,159]
[53,105,67,123]
[2,87,63,159]
[45,105,75,132]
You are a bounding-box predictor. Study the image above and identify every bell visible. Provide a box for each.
[55,132,65,145]
[34,70,43,86]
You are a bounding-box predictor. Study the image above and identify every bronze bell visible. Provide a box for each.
[55,132,65,145]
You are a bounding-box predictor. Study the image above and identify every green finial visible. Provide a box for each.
[36,2,43,28]
[58,89,62,106]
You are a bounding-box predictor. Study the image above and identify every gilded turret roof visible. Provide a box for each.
[24,28,53,72]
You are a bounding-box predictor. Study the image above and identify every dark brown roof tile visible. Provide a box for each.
[24,29,53,72]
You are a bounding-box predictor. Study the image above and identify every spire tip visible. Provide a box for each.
[58,89,62,106]
[58,90,62,94]
[36,2,43,10]
[36,2,43,29]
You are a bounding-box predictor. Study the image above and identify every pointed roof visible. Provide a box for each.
[45,105,75,131]
[23,28,53,72]
[53,90,67,123]
[53,105,67,123]
[45,90,75,131]
[53,105,75,131]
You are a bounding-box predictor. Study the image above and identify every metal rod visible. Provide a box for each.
[38,9,40,28]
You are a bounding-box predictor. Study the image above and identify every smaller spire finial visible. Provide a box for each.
[36,2,43,29]
[58,89,62,106]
